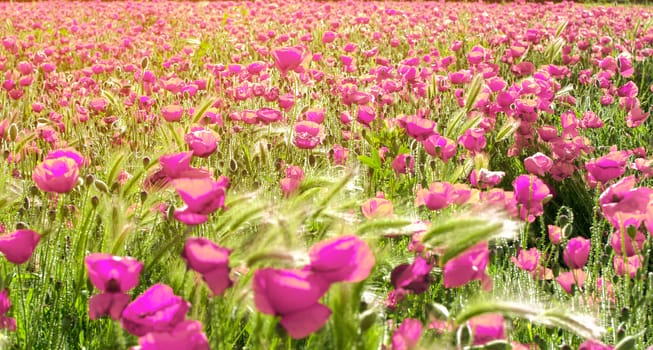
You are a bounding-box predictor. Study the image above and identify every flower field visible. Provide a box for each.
[2,0,653,349]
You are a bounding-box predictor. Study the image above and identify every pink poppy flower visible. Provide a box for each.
[556,269,586,294]
[563,237,590,269]
[33,152,81,194]
[121,284,190,337]
[443,242,492,290]
[253,268,331,339]
[159,152,193,179]
[614,255,642,278]
[280,165,304,197]
[272,46,307,76]
[610,230,645,257]
[401,115,437,141]
[331,144,349,165]
[361,193,393,219]
[469,169,505,189]
[524,152,553,177]
[579,339,614,350]
[138,320,209,350]
[458,128,486,153]
[172,177,229,225]
[421,134,457,162]
[161,105,184,122]
[586,149,630,184]
[512,175,551,222]
[89,97,108,113]
[469,314,505,345]
[391,154,415,175]
[0,289,16,331]
[581,111,604,129]
[182,237,232,296]
[0,229,40,265]
[391,318,423,350]
[308,235,375,283]
[184,128,218,158]
[415,182,455,210]
[626,104,649,128]
[548,225,562,244]
[256,107,283,125]
[322,31,336,44]
[390,256,433,294]
[85,253,143,320]
[293,121,325,149]
[600,178,653,232]
[357,105,376,126]
[511,248,541,273]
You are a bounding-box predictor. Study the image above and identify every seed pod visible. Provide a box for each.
[85,174,95,186]
[8,123,18,142]
[94,179,109,193]
[359,309,377,332]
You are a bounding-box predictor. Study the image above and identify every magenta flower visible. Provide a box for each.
[468,314,505,345]
[599,177,653,231]
[556,269,586,294]
[304,108,325,124]
[331,144,349,165]
[357,105,376,126]
[45,148,86,166]
[458,128,486,153]
[579,339,614,350]
[138,320,209,350]
[256,107,283,125]
[121,284,190,337]
[626,105,649,128]
[548,225,562,245]
[0,229,40,265]
[182,237,232,296]
[89,97,107,113]
[443,242,492,290]
[361,193,393,219]
[469,168,505,189]
[161,105,184,122]
[85,253,143,320]
[524,152,553,177]
[280,165,305,197]
[172,177,229,225]
[253,268,331,339]
[563,237,590,269]
[272,46,307,76]
[147,152,211,189]
[401,115,437,141]
[184,128,218,158]
[415,182,455,210]
[390,256,433,294]
[586,149,630,184]
[391,318,423,350]
[512,175,551,222]
[0,289,16,331]
[293,121,325,150]
[391,154,415,175]
[159,152,192,179]
[610,230,645,256]
[307,235,375,284]
[614,255,642,278]
[421,134,457,162]
[510,248,541,273]
[33,152,81,194]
